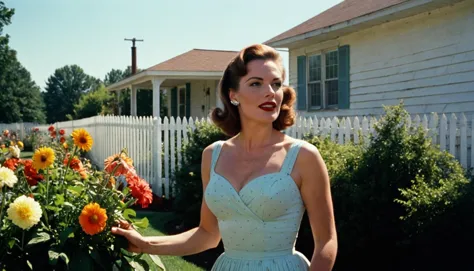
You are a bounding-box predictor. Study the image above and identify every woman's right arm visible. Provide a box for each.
[111,144,221,256]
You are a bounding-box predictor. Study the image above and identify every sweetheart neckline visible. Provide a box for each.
[210,171,301,197]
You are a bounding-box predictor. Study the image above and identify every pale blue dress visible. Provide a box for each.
[204,140,310,271]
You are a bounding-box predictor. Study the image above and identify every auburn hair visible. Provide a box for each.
[211,44,296,136]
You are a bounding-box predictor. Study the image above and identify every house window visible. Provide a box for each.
[307,50,338,109]
[178,86,186,117]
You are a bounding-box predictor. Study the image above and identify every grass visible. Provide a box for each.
[136,211,206,271]
[20,151,33,159]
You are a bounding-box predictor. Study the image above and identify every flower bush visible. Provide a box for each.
[0,127,164,270]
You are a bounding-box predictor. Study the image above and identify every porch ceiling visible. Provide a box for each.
[131,78,213,90]
[107,70,222,91]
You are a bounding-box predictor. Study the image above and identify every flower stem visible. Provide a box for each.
[43,173,51,229]
[21,231,25,251]
[62,146,77,197]
[0,187,5,228]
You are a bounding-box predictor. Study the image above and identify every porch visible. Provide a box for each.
[107,49,237,118]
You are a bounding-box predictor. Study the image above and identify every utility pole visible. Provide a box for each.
[124,38,144,75]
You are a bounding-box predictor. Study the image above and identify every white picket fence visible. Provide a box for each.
[0,122,38,140]
[5,112,474,199]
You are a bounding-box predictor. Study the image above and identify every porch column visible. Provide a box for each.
[131,85,137,116]
[215,80,223,109]
[116,89,122,115]
[152,78,165,118]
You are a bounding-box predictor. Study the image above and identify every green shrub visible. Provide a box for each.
[171,121,228,227]
[329,104,469,270]
[304,136,363,179]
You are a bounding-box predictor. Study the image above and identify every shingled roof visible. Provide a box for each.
[145,49,238,72]
[265,0,408,45]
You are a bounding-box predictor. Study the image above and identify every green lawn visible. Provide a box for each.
[20,151,33,159]
[136,211,206,271]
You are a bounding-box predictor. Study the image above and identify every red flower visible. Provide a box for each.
[126,173,153,208]
[21,160,44,186]
[3,158,20,170]
[64,154,88,179]
[104,153,136,176]
[59,129,65,135]
[48,125,55,132]
[60,136,66,143]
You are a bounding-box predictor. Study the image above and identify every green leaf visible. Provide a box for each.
[27,259,33,270]
[144,254,166,271]
[127,258,149,271]
[67,185,84,195]
[45,205,60,212]
[132,217,149,229]
[27,232,51,246]
[63,202,74,208]
[59,253,69,265]
[59,227,75,246]
[48,249,59,265]
[123,208,136,220]
[8,239,15,249]
[54,194,65,206]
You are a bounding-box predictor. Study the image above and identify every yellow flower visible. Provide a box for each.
[63,142,68,149]
[71,129,93,152]
[17,141,24,149]
[0,166,18,188]
[32,147,55,170]
[7,195,42,230]
[79,203,108,235]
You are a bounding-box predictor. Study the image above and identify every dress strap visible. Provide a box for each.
[281,140,304,175]
[210,140,224,173]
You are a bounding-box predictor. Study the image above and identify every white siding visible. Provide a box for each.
[289,0,474,118]
[163,80,218,118]
[190,80,218,118]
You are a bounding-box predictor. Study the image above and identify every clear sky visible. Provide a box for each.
[4,0,342,90]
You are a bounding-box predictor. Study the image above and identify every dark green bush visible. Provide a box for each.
[172,122,228,227]
[329,104,470,271]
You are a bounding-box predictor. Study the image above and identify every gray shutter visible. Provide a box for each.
[338,45,350,109]
[297,55,307,110]
[171,87,177,117]
[185,83,191,118]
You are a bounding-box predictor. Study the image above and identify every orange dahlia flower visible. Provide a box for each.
[3,158,20,171]
[22,160,44,186]
[126,173,153,208]
[79,203,108,235]
[104,153,135,176]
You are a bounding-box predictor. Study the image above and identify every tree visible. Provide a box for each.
[104,69,124,86]
[43,65,97,123]
[0,2,46,123]
[72,84,114,119]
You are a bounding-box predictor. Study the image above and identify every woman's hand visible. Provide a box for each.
[111,220,149,253]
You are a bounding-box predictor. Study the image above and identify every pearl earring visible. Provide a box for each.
[230,100,240,106]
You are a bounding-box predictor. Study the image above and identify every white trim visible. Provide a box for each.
[152,78,164,118]
[177,85,187,118]
[306,48,339,110]
[107,70,223,91]
[266,0,454,48]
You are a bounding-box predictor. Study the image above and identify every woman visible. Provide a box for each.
[112,44,338,271]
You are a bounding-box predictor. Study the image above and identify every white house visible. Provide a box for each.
[265,0,474,118]
[107,49,237,119]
